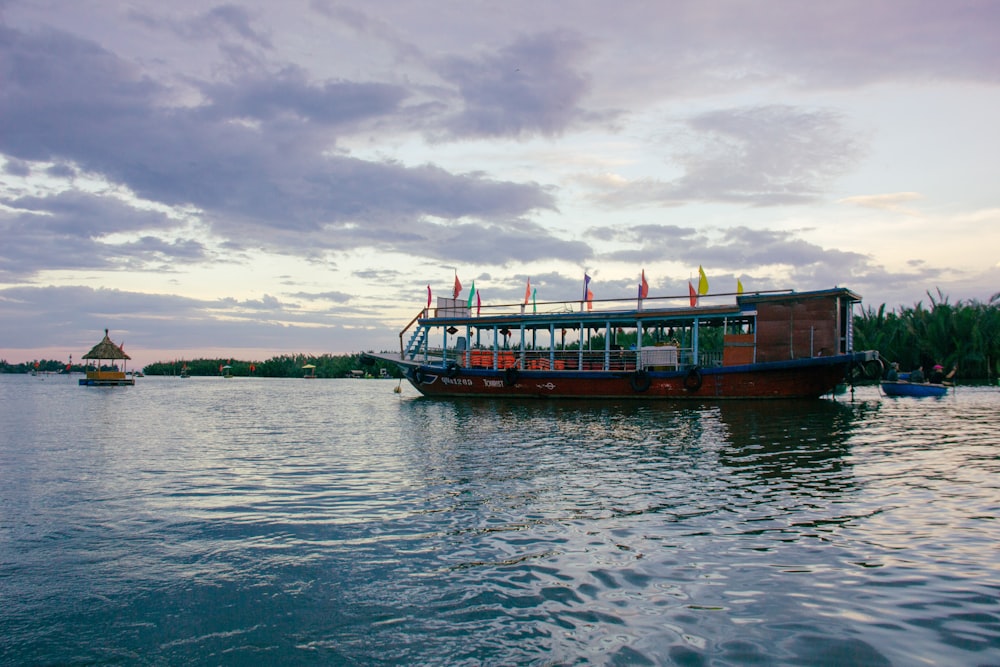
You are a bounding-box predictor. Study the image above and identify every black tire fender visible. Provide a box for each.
[683,367,703,391]
[446,361,460,378]
[413,369,427,384]
[504,366,519,387]
[630,369,651,392]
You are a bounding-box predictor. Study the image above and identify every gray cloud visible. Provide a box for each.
[197,67,408,126]
[128,4,273,50]
[0,191,207,280]
[289,290,354,303]
[0,22,562,269]
[435,30,597,139]
[590,223,874,282]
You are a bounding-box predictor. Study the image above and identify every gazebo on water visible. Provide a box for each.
[79,329,135,386]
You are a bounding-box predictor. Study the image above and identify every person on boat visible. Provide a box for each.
[885,362,899,382]
[908,366,925,383]
[928,363,956,384]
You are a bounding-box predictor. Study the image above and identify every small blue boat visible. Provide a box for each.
[881,381,947,397]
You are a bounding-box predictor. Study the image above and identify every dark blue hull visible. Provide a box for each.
[881,381,947,397]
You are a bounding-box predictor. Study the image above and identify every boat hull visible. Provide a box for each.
[371,353,872,400]
[881,381,947,397]
[79,377,135,386]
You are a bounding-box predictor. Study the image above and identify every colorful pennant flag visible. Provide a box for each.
[426,285,432,308]
[698,265,709,295]
[737,278,744,295]
[586,288,594,311]
[583,273,591,301]
[453,273,462,298]
[640,269,649,299]
[467,280,476,308]
[532,288,537,313]
[689,281,698,307]
[476,291,481,316]
[524,278,531,305]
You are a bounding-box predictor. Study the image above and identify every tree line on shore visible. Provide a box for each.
[142,353,400,378]
[0,353,400,378]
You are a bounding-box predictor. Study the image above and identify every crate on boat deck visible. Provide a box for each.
[640,346,678,370]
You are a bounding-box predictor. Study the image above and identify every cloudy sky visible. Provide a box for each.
[2,0,999,368]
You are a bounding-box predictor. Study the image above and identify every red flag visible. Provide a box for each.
[524,278,531,305]
[476,291,481,316]
[453,274,462,298]
[640,270,649,299]
[426,285,432,308]
[586,289,594,311]
[689,281,698,306]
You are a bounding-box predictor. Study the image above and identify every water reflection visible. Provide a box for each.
[386,396,900,664]
[714,399,877,492]
[396,396,880,503]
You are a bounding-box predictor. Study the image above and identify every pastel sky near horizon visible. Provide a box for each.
[2,0,999,369]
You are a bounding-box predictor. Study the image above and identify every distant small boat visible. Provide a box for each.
[881,381,948,398]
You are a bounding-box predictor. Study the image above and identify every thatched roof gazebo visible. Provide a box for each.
[79,329,134,386]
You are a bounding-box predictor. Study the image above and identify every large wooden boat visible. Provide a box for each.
[363,287,879,400]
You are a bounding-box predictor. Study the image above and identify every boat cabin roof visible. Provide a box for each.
[419,287,860,331]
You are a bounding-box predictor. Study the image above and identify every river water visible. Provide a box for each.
[1,374,998,665]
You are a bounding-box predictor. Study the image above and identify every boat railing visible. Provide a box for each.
[422,347,711,372]
[415,342,724,372]
[454,348,641,371]
[699,351,723,368]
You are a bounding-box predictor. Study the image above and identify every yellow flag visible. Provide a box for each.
[697,265,709,295]
[737,278,744,294]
